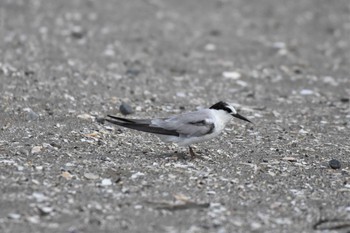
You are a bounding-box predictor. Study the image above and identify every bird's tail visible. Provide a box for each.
[105,115,179,136]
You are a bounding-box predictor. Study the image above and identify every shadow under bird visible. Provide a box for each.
[105,101,252,157]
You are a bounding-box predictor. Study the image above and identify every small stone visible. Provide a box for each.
[322,76,338,86]
[283,157,297,162]
[329,159,341,169]
[23,108,39,121]
[49,142,61,149]
[176,92,186,97]
[96,117,105,124]
[24,70,35,76]
[27,216,40,224]
[8,213,21,220]
[71,26,85,39]
[35,166,43,171]
[84,173,99,180]
[61,171,73,180]
[207,190,216,195]
[104,48,115,57]
[38,206,53,216]
[64,93,75,101]
[272,41,286,49]
[125,69,140,77]
[32,192,48,202]
[131,172,144,179]
[340,97,349,103]
[77,113,93,120]
[236,80,248,87]
[31,146,43,154]
[204,43,216,51]
[121,187,129,193]
[222,71,241,80]
[119,102,134,115]
[300,89,314,95]
[101,178,112,186]
[209,29,221,37]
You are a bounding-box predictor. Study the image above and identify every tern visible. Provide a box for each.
[105,101,252,157]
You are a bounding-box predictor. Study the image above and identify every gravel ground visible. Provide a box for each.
[1,0,350,232]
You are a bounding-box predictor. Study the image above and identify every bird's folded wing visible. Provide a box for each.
[162,119,214,137]
[152,111,215,137]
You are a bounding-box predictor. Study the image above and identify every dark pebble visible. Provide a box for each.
[50,142,61,149]
[71,29,85,39]
[24,70,35,76]
[340,97,349,103]
[119,102,134,115]
[209,29,221,37]
[293,68,302,74]
[96,117,105,124]
[329,159,341,169]
[125,69,140,77]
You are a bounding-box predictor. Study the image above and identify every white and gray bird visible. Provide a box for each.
[105,101,251,157]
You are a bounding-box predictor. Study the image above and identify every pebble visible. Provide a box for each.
[8,213,21,220]
[322,76,338,86]
[96,117,105,124]
[176,92,186,97]
[125,69,140,77]
[31,146,43,154]
[101,178,112,186]
[300,89,314,95]
[77,113,93,120]
[222,71,241,80]
[71,26,85,39]
[32,192,48,202]
[131,172,145,179]
[23,108,39,121]
[329,159,341,169]
[27,216,40,224]
[204,43,216,51]
[49,142,61,149]
[340,97,349,103]
[38,206,53,216]
[61,171,73,180]
[119,102,134,115]
[84,172,99,180]
[283,157,297,162]
[24,70,35,76]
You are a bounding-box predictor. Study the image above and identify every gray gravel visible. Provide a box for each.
[1,0,350,232]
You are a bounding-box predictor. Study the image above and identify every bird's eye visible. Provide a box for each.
[223,107,232,113]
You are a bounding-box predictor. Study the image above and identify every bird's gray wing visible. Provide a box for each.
[151,110,215,137]
[105,115,179,136]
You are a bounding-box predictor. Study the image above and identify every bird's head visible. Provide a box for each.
[210,101,252,123]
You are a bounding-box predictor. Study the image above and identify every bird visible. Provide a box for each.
[105,101,252,157]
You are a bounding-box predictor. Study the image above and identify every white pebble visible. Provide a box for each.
[101,178,112,186]
[31,146,43,154]
[300,89,314,95]
[222,71,241,80]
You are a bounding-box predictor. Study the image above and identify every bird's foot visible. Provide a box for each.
[189,146,200,159]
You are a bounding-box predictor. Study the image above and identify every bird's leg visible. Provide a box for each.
[189,146,196,158]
